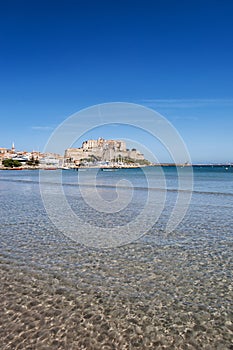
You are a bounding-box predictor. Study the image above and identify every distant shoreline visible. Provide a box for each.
[0,163,232,171]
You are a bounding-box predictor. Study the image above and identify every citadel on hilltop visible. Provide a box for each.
[64,137,147,167]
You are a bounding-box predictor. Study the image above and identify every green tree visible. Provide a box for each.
[26,155,39,166]
[3,159,22,168]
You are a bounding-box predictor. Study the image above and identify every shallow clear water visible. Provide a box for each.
[0,167,232,349]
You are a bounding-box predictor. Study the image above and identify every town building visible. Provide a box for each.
[0,143,63,168]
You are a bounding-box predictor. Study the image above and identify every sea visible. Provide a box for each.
[0,166,232,349]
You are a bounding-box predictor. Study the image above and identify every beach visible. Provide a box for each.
[0,167,232,349]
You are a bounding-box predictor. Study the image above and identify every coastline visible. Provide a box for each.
[0,163,232,171]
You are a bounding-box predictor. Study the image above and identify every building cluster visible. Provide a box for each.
[0,139,147,169]
[0,143,63,168]
[64,138,145,167]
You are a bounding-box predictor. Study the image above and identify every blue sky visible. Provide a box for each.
[0,0,233,163]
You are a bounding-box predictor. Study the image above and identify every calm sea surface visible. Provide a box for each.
[0,167,232,349]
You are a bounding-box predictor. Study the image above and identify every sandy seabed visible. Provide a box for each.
[1,243,232,350]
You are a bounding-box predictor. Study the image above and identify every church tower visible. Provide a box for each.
[11,142,15,153]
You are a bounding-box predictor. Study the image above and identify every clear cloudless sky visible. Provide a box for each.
[0,0,233,163]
